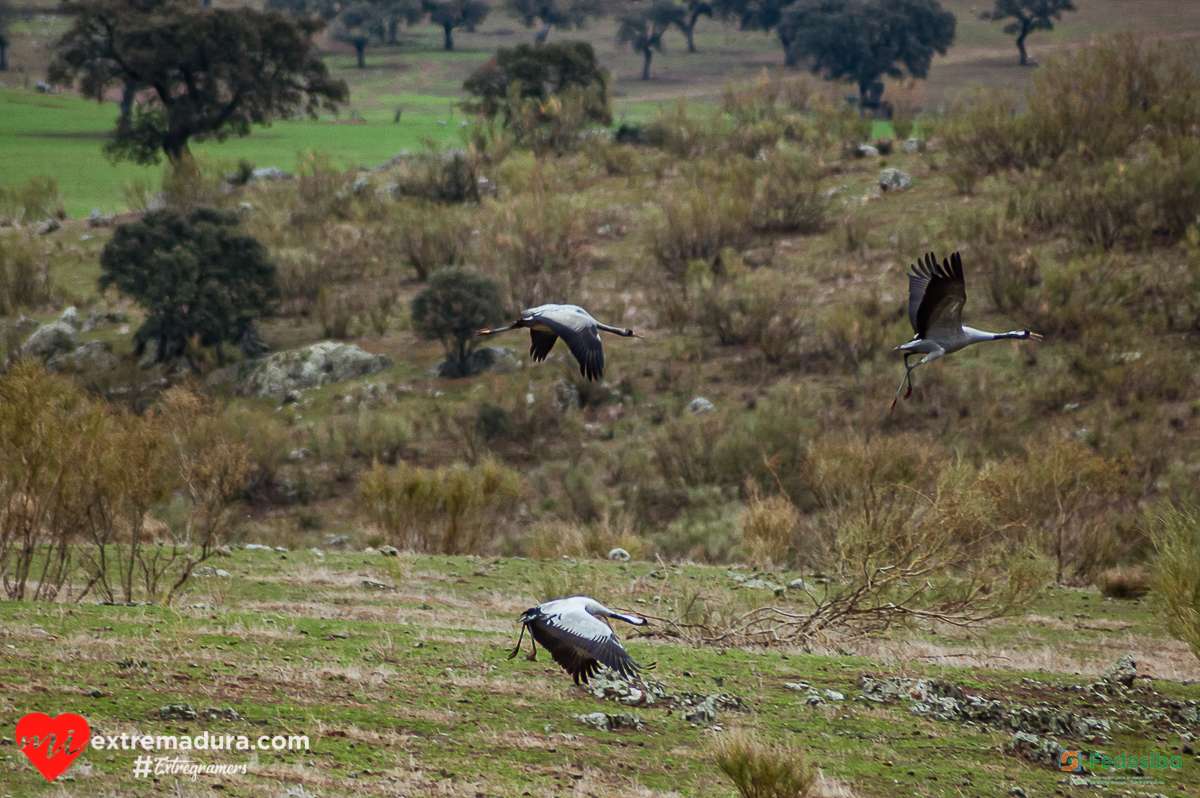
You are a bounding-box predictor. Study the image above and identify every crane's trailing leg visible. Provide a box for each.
[890,354,916,412]
[507,623,527,660]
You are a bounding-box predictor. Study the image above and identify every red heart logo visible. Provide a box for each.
[16,712,90,782]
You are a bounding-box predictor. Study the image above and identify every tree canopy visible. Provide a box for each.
[425,0,489,50]
[617,2,686,81]
[779,0,956,97]
[411,268,505,377]
[463,40,609,121]
[981,0,1075,65]
[50,0,348,164]
[676,0,713,53]
[100,208,281,363]
[506,0,603,42]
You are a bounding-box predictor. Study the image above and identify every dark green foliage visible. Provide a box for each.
[49,0,348,164]
[778,0,956,99]
[981,0,1075,65]
[410,268,505,377]
[425,0,489,50]
[617,1,686,80]
[0,0,13,71]
[462,40,610,124]
[330,1,389,69]
[712,0,793,44]
[506,0,602,41]
[676,0,713,53]
[99,208,280,362]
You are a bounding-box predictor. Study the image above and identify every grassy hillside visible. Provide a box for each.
[2,551,1195,797]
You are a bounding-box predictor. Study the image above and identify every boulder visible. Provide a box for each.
[857,144,880,158]
[57,306,82,330]
[81,309,128,332]
[1101,654,1136,688]
[233,342,394,398]
[34,218,61,235]
[553,378,580,413]
[88,209,115,227]
[689,396,715,414]
[879,168,913,192]
[607,547,631,562]
[21,321,81,361]
[3,316,40,339]
[252,167,293,182]
[46,340,119,375]
[902,137,925,154]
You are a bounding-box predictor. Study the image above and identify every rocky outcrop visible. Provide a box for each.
[46,340,119,375]
[21,321,80,361]
[230,342,393,398]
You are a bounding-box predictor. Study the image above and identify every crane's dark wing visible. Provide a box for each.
[525,610,643,684]
[538,316,605,381]
[909,251,966,337]
[528,330,558,362]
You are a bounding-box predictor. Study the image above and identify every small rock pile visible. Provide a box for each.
[578,671,747,729]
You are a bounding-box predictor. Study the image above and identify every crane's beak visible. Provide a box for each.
[475,329,492,336]
[1029,332,1044,341]
[632,332,645,339]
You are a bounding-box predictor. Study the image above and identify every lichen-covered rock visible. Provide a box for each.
[233,342,393,398]
[1101,654,1136,688]
[34,218,61,235]
[21,321,81,361]
[902,137,925,154]
[879,168,913,192]
[57,306,82,330]
[607,547,631,562]
[81,309,128,332]
[689,396,715,414]
[46,340,119,375]
[3,315,40,339]
[89,209,115,227]
[575,711,643,732]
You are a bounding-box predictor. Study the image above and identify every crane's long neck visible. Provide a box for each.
[595,322,632,337]
[961,326,1022,344]
[604,610,648,626]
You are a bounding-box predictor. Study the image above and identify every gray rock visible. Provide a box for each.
[201,707,240,722]
[689,396,715,414]
[46,340,118,375]
[740,578,783,592]
[379,545,400,557]
[480,345,521,374]
[576,712,643,732]
[233,342,394,398]
[553,378,580,413]
[244,543,272,551]
[352,177,371,195]
[361,578,394,590]
[577,712,611,730]
[607,547,631,562]
[88,209,115,227]
[159,703,197,720]
[215,546,232,557]
[57,306,82,329]
[787,578,816,591]
[237,201,253,214]
[783,682,811,692]
[857,144,880,158]
[215,569,231,578]
[310,548,325,558]
[21,321,81,361]
[902,137,925,154]
[1101,654,1136,688]
[34,218,61,235]
[81,309,128,332]
[823,689,845,701]
[879,168,913,192]
[682,695,718,725]
[4,316,40,339]
[252,167,293,182]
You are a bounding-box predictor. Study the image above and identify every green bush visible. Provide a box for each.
[390,201,475,281]
[410,267,506,377]
[0,177,63,224]
[752,144,827,234]
[1150,504,1200,663]
[0,234,51,315]
[100,207,280,363]
[648,161,755,285]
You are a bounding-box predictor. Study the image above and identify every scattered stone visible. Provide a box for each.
[879,168,913,192]
[379,545,400,557]
[34,218,61,235]
[902,137,925,154]
[88,209,115,227]
[857,144,880,158]
[784,682,811,692]
[4,315,40,339]
[607,547,631,562]
[159,703,198,720]
[352,177,371,195]
[575,711,643,732]
[233,342,394,398]
[215,546,233,557]
[310,548,325,558]
[215,569,231,578]
[1101,654,1137,688]
[45,340,119,375]
[237,201,253,214]
[787,578,816,591]
[361,578,394,590]
[280,389,304,407]
[81,309,128,333]
[326,534,350,547]
[689,396,715,414]
[824,689,845,701]
[21,321,81,362]
[244,543,272,551]
[202,707,240,722]
[252,167,293,182]
[683,696,718,724]
[274,546,288,553]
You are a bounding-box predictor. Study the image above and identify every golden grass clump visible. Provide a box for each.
[712,728,817,798]
[1094,565,1151,600]
[740,480,798,569]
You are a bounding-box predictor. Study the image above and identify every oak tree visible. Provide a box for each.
[50,0,348,164]
[618,2,686,80]
[981,0,1075,66]
[425,0,489,50]
[506,0,603,42]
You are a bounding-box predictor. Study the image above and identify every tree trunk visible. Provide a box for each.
[1016,29,1029,65]
[444,23,454,50]
[163,132,191,164]
[0,41,7,72]
[355,40,366,69]
[642,48,652,80]
[683,18,697,53]
[535,21,550,42]
[780,31,797,68]
[387,18,398,44]
[118,79,137,134]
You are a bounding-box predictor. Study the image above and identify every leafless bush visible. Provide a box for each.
[753,144,827,234]
[389,201,475,281]
[487,190,591,308]
[0,234,52,314]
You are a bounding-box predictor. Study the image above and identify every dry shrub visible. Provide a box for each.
[648,161,755,285]
[711,729,816,798]
[357,458,523,554]
[753,144,827,234]
[740,480,798,570]
[695,268,807,365]
[943,208,1041,314]
[389,201,475,281]
[721,69,814,128]
[1151,504,1200,663]
[1094,565,1151,599]
[525,516,648,561]
[0,233,52,315]
[0,177,63,224]
[816,296,895,371]
[982,438,1130,584]
[487,190,590,308]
